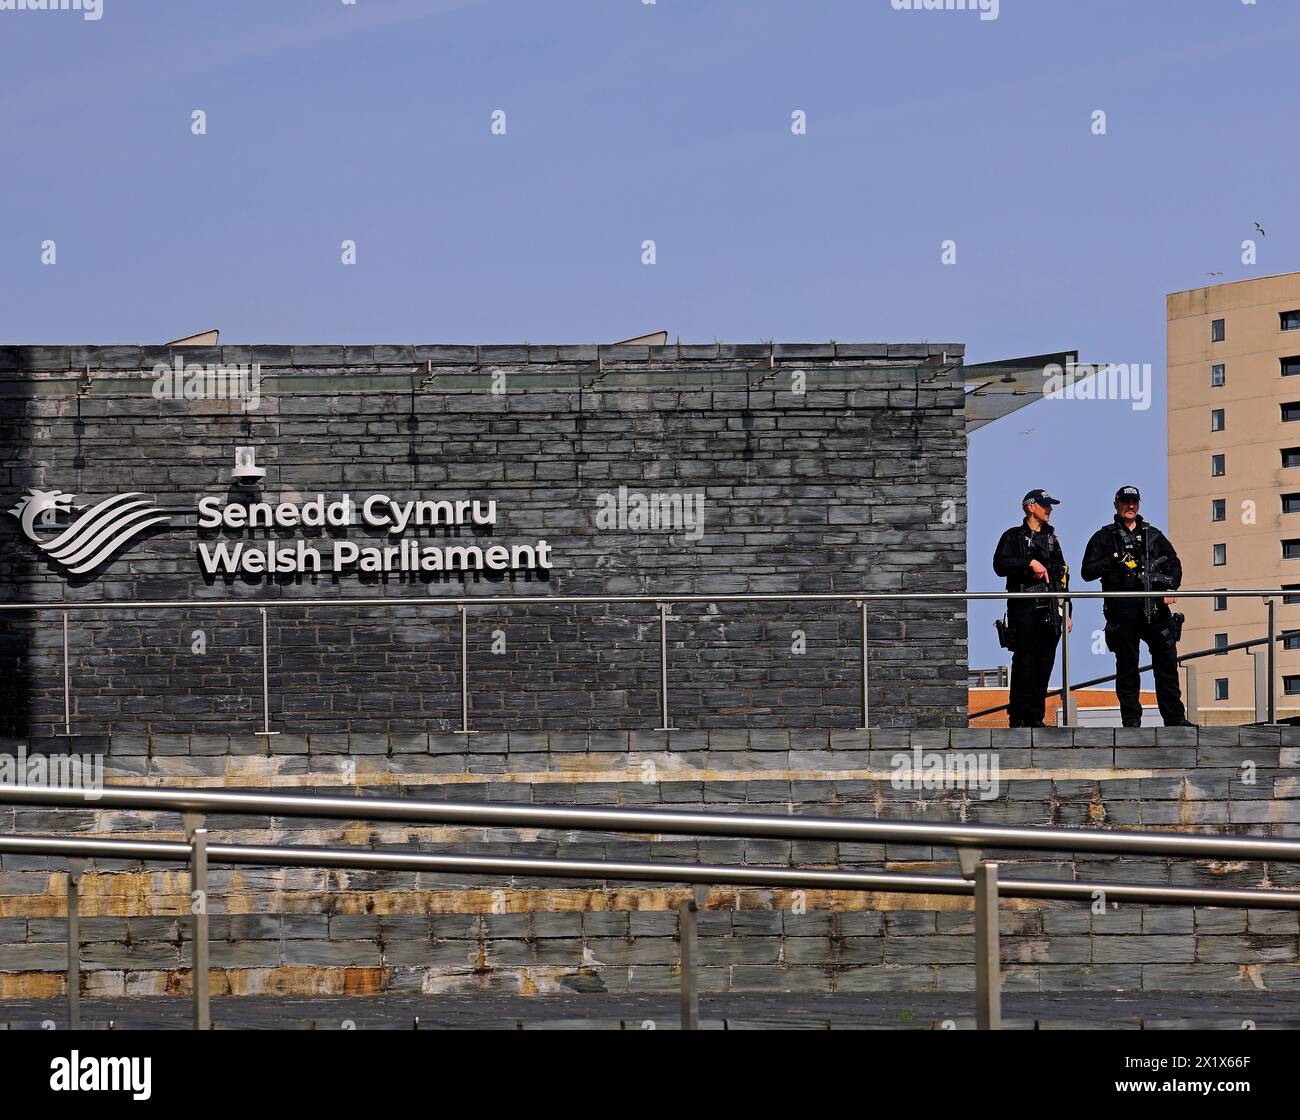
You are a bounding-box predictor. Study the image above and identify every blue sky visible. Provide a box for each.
[3,0,1298,677]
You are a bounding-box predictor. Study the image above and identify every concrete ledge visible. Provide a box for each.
[5,726,1295,759]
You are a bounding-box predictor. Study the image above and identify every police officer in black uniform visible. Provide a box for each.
[993,489,1071,728]
[1081,485,1195,728]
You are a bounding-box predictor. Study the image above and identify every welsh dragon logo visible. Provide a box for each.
[8,489,170,575]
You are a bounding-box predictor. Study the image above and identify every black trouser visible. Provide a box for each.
[1007,601,1060,728]
[1106,603,1185,727]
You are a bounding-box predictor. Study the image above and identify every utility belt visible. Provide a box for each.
[997,578,1067,652]
[1101,600,1184,651]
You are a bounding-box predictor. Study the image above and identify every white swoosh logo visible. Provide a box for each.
[23,492,169,574]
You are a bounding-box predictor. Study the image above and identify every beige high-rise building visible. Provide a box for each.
[1168,271,1300,723]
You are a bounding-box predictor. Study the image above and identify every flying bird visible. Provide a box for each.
[1206,272,1223,277]
[1255,223,1266,237]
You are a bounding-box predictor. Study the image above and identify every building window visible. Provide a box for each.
[1213,593,1228,611]
[1284,402,1300,423]
[1285,448,1300,469]
[1211,364,1225,387]
[1285,494,1300,514]
[1211,498,1226,521]
[1285,584,1300,605]
[1210,408,1225,432]
[1213,543,1227,566]
[1283,310,1300,332]
[1285,631,1300,651]
[1284,539,1300,560]
[1283,356,1300,377]
[1214,633,1228,655]
[1212,318,1225,342]
[1212,453,1226,476]
[1215,678,1229,701]
[1285,675,1300,697]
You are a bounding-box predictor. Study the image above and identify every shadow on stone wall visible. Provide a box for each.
[0,367,33,737]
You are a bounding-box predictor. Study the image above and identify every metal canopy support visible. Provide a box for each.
[974,861,1002,1031]
[183,812,210,1031]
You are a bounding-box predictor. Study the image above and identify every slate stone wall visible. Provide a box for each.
[0,726,1295,999]
[0,343,968,738]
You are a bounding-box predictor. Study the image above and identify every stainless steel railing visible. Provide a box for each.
[4,783,1300,1031]
[969,628,1288,722]
[0,588,1288,733]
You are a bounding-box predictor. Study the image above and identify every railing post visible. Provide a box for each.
[1058,594,1074,727]
[1251,647,1269,724]
[66,858,87,1030]
[678,885,705,1030]
[974,860,1002,1030]
[1267,597,1277,724]
[61,608,74,738]
[183,812,210,1031]
[858,601,870,730]
[656,602,674,731]
[458,606,475,735]
[254,607,279,738]
[1183,661,1199,726]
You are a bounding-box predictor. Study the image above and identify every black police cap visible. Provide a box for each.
[1115,486,1141,503]
[1022,489,1060,509]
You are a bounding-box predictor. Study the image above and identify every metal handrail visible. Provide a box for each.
[9,783,1300,1032]
[6,782,1300,862]
[4,823,1300,1034]
[1,590,1292,611]
[969,628,1287,720]
[0,588,1288,734]
[9,833,1299,908]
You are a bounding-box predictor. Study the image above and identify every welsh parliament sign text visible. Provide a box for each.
[10,489,553,579]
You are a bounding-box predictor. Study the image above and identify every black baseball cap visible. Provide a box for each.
[1115,486,1141,503]
[1022,489,1060,509]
